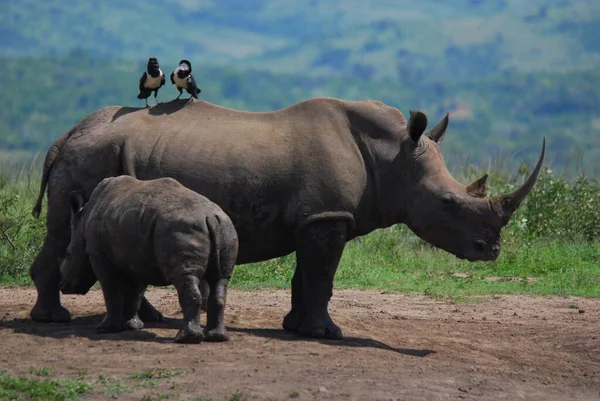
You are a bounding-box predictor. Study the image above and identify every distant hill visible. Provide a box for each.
[2,0,598,80]
[1,0,599,174]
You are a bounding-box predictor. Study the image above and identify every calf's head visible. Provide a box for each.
[390,111,545,262]
[59,191,96,294]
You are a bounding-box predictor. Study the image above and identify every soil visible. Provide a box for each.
[0,287,599,401]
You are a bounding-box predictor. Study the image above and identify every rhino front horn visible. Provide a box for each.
[499,137,546,220]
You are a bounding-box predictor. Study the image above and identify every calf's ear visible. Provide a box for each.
[68,191,85,214]
[408,110,428,143]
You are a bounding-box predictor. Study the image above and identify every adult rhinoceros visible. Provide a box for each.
[29,97,545,339]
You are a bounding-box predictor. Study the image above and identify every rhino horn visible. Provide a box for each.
[499,137,546,220]
[466,174,488,197]
[426,113,450,143]
[408,110,428,143]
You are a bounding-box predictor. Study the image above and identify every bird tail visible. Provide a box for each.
[137,92,144,99]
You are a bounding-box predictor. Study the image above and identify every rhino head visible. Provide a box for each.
[383,110,545,262]
[59,191,96,294]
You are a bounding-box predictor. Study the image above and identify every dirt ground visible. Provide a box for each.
[0,287,599,401]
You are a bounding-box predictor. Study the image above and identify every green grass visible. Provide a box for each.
[0,370,92,401]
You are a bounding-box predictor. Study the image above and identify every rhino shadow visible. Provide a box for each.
[227,327,437,357]
[0,314,177,344]
[110,100,191,123]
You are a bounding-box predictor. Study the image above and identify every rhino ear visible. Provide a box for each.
[407,110,428,143]
[426,113,450,143]
[68,191,85,214]
[466,174,488,198]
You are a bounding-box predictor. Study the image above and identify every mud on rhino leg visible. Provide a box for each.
[286,219,347,340]
[122,279,147,331]
[173,275,204,344]
[204,278,230,342]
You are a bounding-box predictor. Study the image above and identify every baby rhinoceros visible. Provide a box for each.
[59,176,239,344]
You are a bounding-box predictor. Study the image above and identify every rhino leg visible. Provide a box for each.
[138,296,167,323]
[122,279,147,331]
[200,279,210,311]
[282,268,305,331]
[90,254,130,333]
[174,275,204,344]
[30,180,72,323]
[203,278,230,342]
[285,219,346,340]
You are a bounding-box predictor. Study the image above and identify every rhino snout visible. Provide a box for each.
[468,238,500,262]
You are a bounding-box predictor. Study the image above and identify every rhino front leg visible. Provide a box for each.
[138,296,167,323]
[122,279,147,331]
[288,219,347,340]
[282,267,305,332]
[90,254,126,333]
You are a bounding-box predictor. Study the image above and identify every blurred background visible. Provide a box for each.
[1,0,599,174]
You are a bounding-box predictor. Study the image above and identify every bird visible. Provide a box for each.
[170,59,201,101]
[137,57,166,107]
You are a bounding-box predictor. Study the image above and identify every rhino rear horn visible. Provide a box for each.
[68,191,85,214]
[408,110,428,143]
[426,113,450,143]
[499,137,546,221]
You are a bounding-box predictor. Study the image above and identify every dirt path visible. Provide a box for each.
[0,287,599,401]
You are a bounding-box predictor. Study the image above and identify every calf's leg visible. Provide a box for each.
[90,254,126,333]
[173,274,204,344]
[286,219,347,339]
[204,278,230,342]
[122,279,147,331]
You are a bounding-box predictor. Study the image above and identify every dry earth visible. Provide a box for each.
[0,287,599,401]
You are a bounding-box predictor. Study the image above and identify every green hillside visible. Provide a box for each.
[1,0,599,173]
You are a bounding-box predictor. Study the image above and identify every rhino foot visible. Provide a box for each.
[97,316,125,333]
[30,304,72,323]
[203,327,229,342]
[282,309,303,332]
[175,326,204,344]
[297,315,344,340]
[125,316,144,331]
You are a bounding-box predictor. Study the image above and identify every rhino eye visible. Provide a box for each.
[441,194,458,206]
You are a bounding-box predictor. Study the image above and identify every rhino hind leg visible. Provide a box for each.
[30,181,73,323]
[284,219,347,340]
[173,275,204,344]
[203,278,230,342]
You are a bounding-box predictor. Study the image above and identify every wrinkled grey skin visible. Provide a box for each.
[31,97,545,339]
[59,176,238,343]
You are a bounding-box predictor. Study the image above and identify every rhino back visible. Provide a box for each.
[60,99,370,263]
[84,176,219,285]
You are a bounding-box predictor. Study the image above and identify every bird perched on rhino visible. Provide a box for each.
[170,59,201,101]
[137,57,166,107]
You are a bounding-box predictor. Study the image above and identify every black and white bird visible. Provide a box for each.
[170,59,201,101]
[137,57,166,107]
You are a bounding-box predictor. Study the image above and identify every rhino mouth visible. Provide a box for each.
[59,279,90,295]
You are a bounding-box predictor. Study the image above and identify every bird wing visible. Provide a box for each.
[170,71,175,85]
[188,74,201,94]
[160,73,166,87]
[138,72,147,92]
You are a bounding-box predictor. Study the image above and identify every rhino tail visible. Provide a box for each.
[206,215,222,278]
[31,129,73,218]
